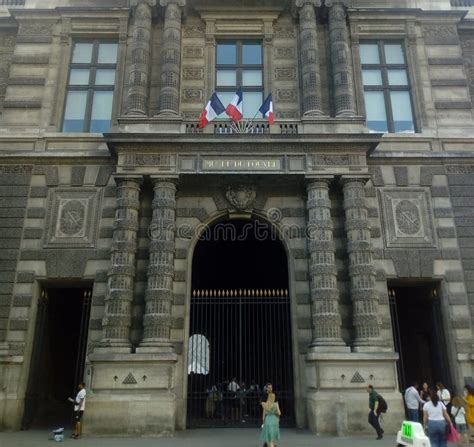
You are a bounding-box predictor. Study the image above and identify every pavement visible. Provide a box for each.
[0,429,398,447]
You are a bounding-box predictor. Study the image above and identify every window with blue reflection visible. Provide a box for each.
[63,40,117,133]
[215,40,264,120]
[217,42,237,65]
[360,40,416,133]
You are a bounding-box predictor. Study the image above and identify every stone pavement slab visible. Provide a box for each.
[0,429,397,447]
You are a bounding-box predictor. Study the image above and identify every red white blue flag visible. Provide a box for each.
[225,87,243,122]
[199,93,225,128]
[259,93,275,124]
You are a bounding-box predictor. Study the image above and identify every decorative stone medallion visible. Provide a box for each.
[225,185,257,211]
[44,188,102,248]
[379,189,436,248]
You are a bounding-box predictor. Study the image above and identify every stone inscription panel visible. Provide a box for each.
[44,188,102,248]
[379,188,436,248]
[201,157,283,172]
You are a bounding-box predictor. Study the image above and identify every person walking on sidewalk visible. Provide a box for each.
[423,390,451,447]
[367,384,384,440]
[405,381,425,422]
[464,384,474,443]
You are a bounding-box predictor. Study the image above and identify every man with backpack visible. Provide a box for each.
[367,384,385,440]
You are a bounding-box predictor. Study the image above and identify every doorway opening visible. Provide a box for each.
[22,285,92,429]
[388,283,451,393]
[187,218,295,428]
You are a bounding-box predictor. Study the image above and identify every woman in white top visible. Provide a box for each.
[423,390,451,447]
[436,382,451,407]
[451,395,469,447]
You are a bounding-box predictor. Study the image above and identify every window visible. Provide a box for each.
[63,41,118,133]
[360,41,415,133]
[216,40,263,119]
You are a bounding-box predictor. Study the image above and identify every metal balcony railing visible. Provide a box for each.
[451,0,474,6]
[0,0,26,5]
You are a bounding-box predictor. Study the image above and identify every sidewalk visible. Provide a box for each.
[0,428,397,447]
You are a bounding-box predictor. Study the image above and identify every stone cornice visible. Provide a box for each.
[295,0,322,8]
[325,0,351,8]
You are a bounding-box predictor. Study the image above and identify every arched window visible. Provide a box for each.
[188,334,210,375]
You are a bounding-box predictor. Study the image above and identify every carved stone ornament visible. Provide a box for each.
[160,0,186,6]
[130,0,156,6]
[295,0,322,7]
[325,0,351,7]
[225,185,257,211]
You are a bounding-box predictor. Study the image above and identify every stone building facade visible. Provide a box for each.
[0,0,474,436]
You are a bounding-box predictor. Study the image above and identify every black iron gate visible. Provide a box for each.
[187,288,295,428]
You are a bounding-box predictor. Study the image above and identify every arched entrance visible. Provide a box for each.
[187,218,295,428]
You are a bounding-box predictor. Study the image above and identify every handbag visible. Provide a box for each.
[447,422,461,443]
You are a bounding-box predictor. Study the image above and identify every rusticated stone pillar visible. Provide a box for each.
[306,179,347,349]
[138,178,177,352]
[157,0,185,116]
[326,0,356,116]
[296,0,324,116]
[100,177,142,350]
[341,177,382,350]
[126,0,155,115]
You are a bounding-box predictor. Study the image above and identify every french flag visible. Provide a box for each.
[225,87,243,122]
[259,93,275,124]
[199,93,225,128]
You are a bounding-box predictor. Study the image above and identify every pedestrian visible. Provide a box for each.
[421,382,431,402]
[423,390,451,447]
[451,395,469,447]
[463,384,474,443]
[405,381,424,422]
[69,382,86,439]
[436,382,451,409]
[228,377,240,421]
[367,384,384,440]
[260,390,281,447]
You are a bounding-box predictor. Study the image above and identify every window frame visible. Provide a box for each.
[215,39,264,119]
[62,39,118,133]
[360,39,417,134]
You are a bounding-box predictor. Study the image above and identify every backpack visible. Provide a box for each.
[377,395,388,413]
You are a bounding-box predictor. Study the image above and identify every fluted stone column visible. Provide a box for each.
[306,179,347,350]
[341,177,382,350]
[157,0,185,116]
[126,0,155,115]
[138,178,177,352]
[100,177,142,350]
[296,0,324,116]
[326,0,356,116]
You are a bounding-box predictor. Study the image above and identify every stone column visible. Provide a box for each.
[126,0,155,115]
[138,178,177,352]
[341,177,382,350]
[296,0,324,116]
[157,0,186,116]
[100,177,142,350]
[306,179,347,349]
[326,0,356,116]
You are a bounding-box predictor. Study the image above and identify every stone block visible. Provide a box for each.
[393,167,408,186]
[437,227,456,238]
[99,227,114,239]
[291,248,307,259]
[45,249,94,278]
[370,227,381,239]
[71,166,86,186]
[23,228,43,239]
[457,227,474,237]
[9,319,28,331]
[26,207,46,218]
[29,186,48,198]
[442,249,460,260]
[16,272,34,283]
[101,207,115,218]
[369,167,384,186]
[295,270,308,281]
[95,270,108,282]
[431,186,450,197]
[173,294,185,305]
[95,166,115,187]
[0,260,17,271]
[0,250,21,260]
[0,197,27,208]
[104,186,117,197]
[0,295,11,306]
[12,295,32,307]
[0,186,29,197]
[445,270,465,282]
[92,295,105,306]
[0,272,15,283]
[434,208,453,218]
[174,270,186,282]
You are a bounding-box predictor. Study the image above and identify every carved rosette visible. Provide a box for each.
[140,179,177,349]
[341,178,382,347]
[296,0,324,116]
[126,1,155,115]
[158,0,186,115]
[326,0,356,116]
[306,180,345,346]
[225,185,257,211]
[101,177,142,347]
